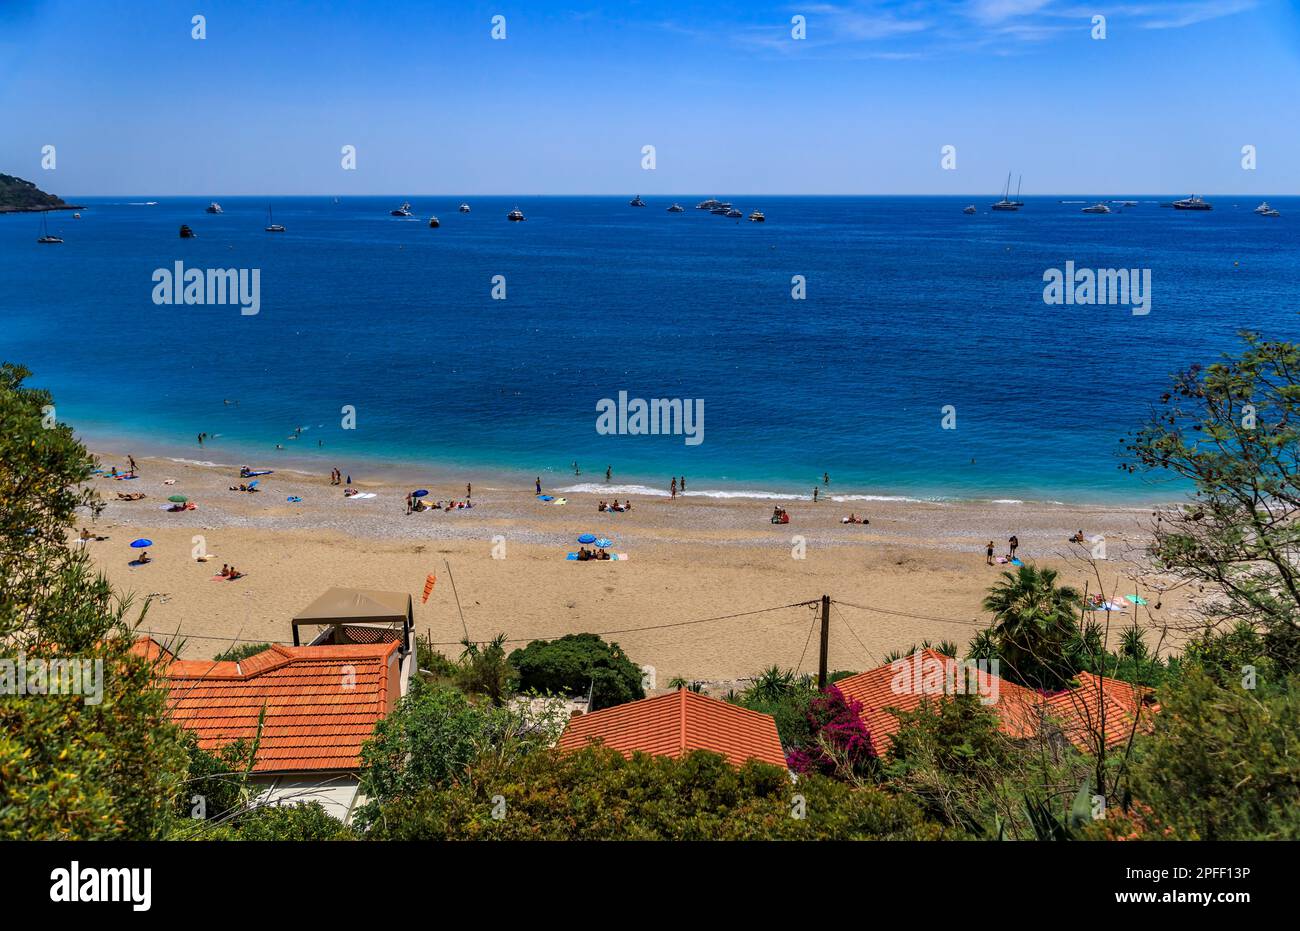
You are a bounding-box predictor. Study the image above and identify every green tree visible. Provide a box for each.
[354,678,565,831]
[1124,334,1300,672]
[981,564,1084,690]
[1127,667,1300,839]
[508,632,644,710]
[0,363,188,839]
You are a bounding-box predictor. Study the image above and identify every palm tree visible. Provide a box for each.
[982,564,1083,690]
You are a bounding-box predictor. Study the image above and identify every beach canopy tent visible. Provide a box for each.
[292,587,413,656]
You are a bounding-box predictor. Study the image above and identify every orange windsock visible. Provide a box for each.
[421,572,436,603]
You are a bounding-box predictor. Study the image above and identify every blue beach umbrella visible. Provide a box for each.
[577,533,597,544]
[413,489,429,497]
[130,538,153,548]
[595,538,613,548]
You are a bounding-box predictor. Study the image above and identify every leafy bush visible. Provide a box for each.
[228,802,353,840]
[354,678,566,831]
[0,363,189,839]
[213,642,272,663]
[366,745,956,840]
[508,633,644,710]
[787,686,876,781]
[1126,667,1300,839]
[731,666,819,751]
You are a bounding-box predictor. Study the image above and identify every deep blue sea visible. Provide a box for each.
[3,195,1297,503]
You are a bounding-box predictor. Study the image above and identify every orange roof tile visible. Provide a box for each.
[558,689,787,769]
[1043,672,1159,752]
[135,637,400,774]
[833,650,1160,755]
[832,649,1042,751]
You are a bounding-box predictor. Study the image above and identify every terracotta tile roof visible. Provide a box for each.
[833,650,1160,755]
[134,637,400,773]
[832,649,1041,752]
[558,689,787,769]
[1043,671,1159,752]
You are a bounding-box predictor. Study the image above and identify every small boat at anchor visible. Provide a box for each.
[205,202,223,214]
[179,224,196,238]
[748,210,765,222]
[458,203,471,213]
[507,208,526,222]
[428,216,440,228]
[1081,203,1111,214]
[390,202,413,217]
[629,194,646,207]
[667,203,684,213]
[264,206,285,232]
[963,205,976,214]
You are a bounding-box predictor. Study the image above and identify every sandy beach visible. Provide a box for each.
[79,446,1197,686]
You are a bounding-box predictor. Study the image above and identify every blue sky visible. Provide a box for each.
[2,0,1297,194]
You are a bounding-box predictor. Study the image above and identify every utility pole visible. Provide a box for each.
[818,594,831,689]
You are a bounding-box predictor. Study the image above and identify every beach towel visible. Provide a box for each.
[537,494,554,501]
[286,496,302,503]
[566,553,629,561]
[554,497,567,505]
[1011,558,1023,566]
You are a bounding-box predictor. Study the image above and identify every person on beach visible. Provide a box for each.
[1070,529,1085,544]
[680,476,686,491]
[671,477,677,498]
[128,456,137,476]
[606,465,612,482]
[813,487,819,502]
[986,541,995,565]
[405,493,413,515]
[1009,535,1019,558]
[535,477,542,495]
[466,483,472,500]
[220,564,230,578]
[624,499,632,511]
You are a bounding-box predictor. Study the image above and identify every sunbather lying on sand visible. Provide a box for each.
[116,492,146,501]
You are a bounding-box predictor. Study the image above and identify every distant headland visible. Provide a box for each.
[0,173,83,213]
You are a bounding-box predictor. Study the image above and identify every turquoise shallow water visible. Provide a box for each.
[3,195,1297,503]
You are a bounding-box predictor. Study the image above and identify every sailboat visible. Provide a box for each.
[37,213,63,244]
[991,172,1021,211]
[264,206,285,232]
